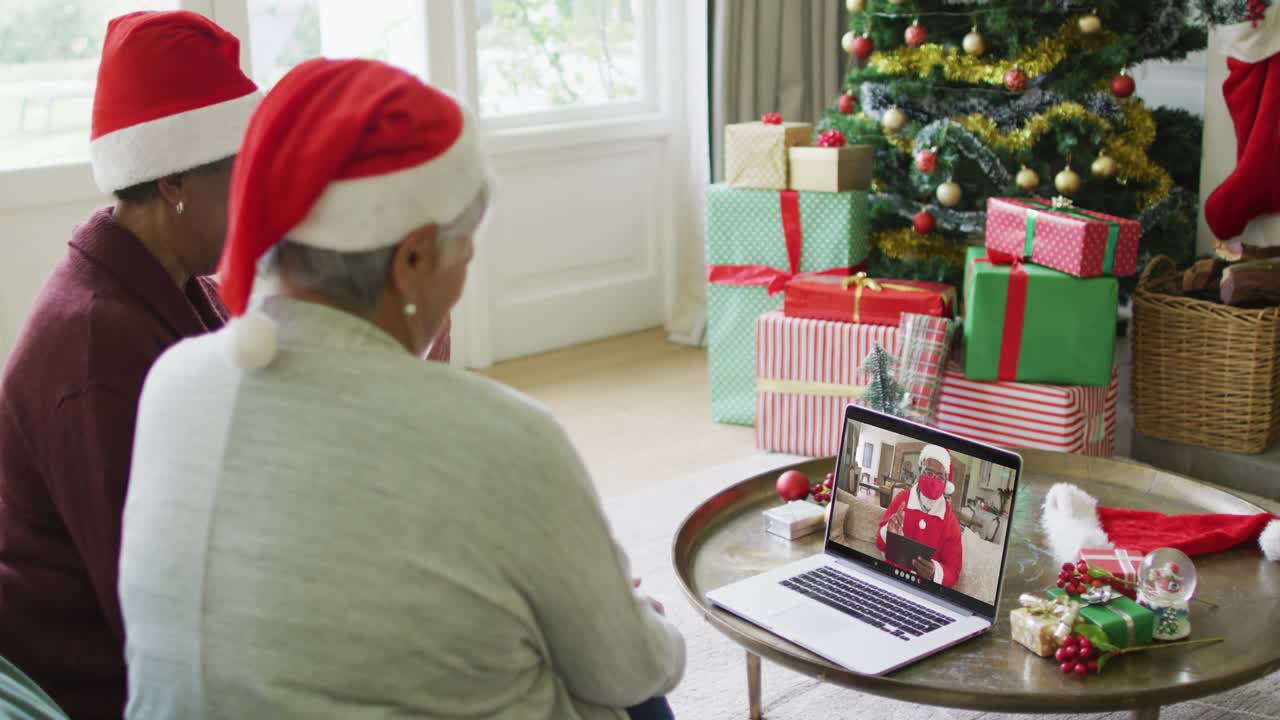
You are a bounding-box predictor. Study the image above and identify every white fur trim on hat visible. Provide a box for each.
[286,112,488,252]
[1262,519,1280,562]
[1041,482,1111,564]
[91,90,261,193]
[1218,9,1280,64]
[222,311,279,370]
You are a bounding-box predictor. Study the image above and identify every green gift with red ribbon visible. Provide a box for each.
[985,197,1141,278]
[705,183,871,425]
[963,246,1117,387]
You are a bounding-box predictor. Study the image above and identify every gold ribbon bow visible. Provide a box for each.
[1019,593,1082,644]
[841,272,933,324]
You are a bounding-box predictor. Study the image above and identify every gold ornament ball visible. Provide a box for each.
[1078,14,1102,34]
[882,107,908,133]
[1016,166,1040,191]
[846,0,866,12]
[1091,154,1117,178]
[962,31,986,57]
[1054,166,1082,195]
[936,180,962,207]
[841,31,856,55]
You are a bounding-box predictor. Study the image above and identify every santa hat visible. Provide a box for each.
[917,444,955,496]
[90,11,260,193]
[216,58,487,369]
[1042,482,1280,564]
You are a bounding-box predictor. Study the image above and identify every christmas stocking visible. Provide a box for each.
[1203,8,1280,241]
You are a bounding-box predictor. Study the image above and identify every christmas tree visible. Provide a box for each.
[859,343,905,415]
[821,0,1210,291]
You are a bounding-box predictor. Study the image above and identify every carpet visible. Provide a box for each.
[602,453,1280,720]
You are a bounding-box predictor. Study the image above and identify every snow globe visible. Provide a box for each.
[1137,548,1196,641]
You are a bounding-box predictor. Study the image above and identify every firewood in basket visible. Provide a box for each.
[1220,258,1280,307]
[1182,258,1226,294]
[1213,241,1280,263]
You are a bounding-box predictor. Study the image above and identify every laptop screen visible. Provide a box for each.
[826,405,1021,618]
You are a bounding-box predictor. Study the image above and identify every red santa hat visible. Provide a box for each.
[917,444,955,496]
[1042,482,1280,564]
[90,11,260,193]
[216,58,488,369]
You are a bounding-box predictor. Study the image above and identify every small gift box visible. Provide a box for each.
[783,273,955,326]
[1048,588,1155,649]
[1010,593,1079,657]
[985,197,1141,278]
[1080,548,1142,599]
[725,116,813,190]
[896,313,957,424]
[788,142,873,193]
[763,500,828,540]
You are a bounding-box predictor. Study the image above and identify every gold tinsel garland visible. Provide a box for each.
[1103,101,1171,208]
[868,21,1110,84]
[874,228,968,265]
[956,102,1110,151]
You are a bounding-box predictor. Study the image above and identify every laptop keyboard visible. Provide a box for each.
[781,566,956,641]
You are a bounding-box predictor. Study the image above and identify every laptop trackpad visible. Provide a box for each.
[765,605,831,637]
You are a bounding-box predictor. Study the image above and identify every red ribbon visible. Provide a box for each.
[706,190,855,295]
[971,249,1028,381]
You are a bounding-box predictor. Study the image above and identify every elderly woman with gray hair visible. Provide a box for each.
[118,59,683,720]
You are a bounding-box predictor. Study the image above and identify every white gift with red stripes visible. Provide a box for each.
[932,362,1118,456]
[755,311,899,456]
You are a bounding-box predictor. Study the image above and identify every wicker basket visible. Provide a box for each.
[1132,255,1280,454]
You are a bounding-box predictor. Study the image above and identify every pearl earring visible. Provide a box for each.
[175,201,184,215]
[404,303,417,316]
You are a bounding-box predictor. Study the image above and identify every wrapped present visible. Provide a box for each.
[1079,548,1142,599]
[782,272,955,326]
[896,313,957,424]
[933,360,1117,456]
[725,119,813,189]
[1010,593,1080,657]
[763,500,828,540]
[755,311,898,455]
[1048,588,1154,649]
[706,185,871,425]
[788,145,873,193]
[963,246,1117,386]
[985,197,1141,278]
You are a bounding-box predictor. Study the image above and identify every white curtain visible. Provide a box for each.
[667,0,848,344]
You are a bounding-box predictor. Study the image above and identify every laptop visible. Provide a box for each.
[707,404,1022,675]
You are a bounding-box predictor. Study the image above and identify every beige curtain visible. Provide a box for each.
[667,0,848,344]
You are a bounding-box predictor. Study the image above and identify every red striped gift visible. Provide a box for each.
[932,361,1118,456]
[1079,547,1142,599]
[755,311,899,457]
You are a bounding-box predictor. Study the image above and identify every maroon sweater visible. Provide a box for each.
[0,209,226,719]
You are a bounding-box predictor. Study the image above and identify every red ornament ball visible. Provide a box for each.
[904,21,928,47]
[776,470,811,501]
[914,148,938,174]
[1111,72,1136,98]
[1004,67,1028,92]
[837,92,857,115]
[817,129,847,148]
[851,35,874,60]
[912,210,936,235]
[761,112,783,125]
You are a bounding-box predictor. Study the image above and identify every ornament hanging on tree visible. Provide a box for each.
[882,107,907,133]
[905,20,928,47]
[914,147,938,174]
[838,92,857,115]
[846,0,866,12]
[1078,13,1102,34]
[1004,66,1028,92]
[936,179,962,207]
[841,31,856,55]
[1111,69,1136,98]
[1016,166,1040,191]
[963,26,986,57]
[1091,153,1117,178]
[851,33,874,60]
[1055,165,1082,195]
[913,210,936,234]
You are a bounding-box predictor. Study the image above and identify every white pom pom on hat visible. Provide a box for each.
[221,311,279,370]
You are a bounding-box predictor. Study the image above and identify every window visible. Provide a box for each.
[0,0,179,172]
[474,0,646,120]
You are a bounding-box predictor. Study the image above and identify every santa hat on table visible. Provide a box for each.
[917,444,955,497]
[90,11,260,193]
[1042,482,1280,564]
[216,58,488,369]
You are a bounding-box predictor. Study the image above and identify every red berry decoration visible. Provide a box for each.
[1074,662,1088,676]
[912,210,936,235]
[851,35,874,60]
[905,20,928,47]
[837,92,857,115]
[817,129,847,148]
[1004,67,1028,92]
[1087,660,1099,673]
[761,112,783,125]
[1060,662,1075,674]
[1111,71,1136,98]
[914,147,938,174]
[1062,563,1075,572]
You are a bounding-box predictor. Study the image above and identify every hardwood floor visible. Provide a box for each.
[477,328,759,498]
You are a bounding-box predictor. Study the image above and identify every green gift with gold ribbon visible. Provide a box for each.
[985,197,1141,278]
[1047,588,1154,649]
